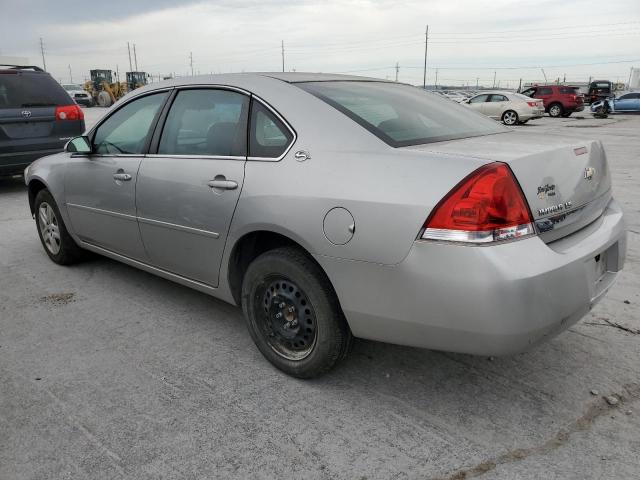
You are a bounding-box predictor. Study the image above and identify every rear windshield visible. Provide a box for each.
[297,81,506,147]
[0,72,72,108]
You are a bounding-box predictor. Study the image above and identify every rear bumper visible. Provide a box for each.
[0,148,63,175]
[317,198,626,356]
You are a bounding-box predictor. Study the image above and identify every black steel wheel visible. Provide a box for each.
[241,247,352,378]
[259,276,318,360]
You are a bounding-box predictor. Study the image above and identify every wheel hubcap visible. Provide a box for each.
[259,277,317,360]
[504,112,516,124]
[38,202,61,255]
[550,106,560,116]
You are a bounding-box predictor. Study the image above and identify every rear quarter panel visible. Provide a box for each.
[226,82,488,266]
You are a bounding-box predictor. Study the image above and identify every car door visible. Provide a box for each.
[135,88,250,286]
[484,94,508,118]
[466,94,490,113]
[65,90,169,259]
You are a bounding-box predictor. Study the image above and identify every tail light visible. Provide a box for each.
[55,105,84,121]
[420,162,535,244]
[526,101,538,107]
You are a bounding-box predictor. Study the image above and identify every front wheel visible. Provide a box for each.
[241,247,352,378]
[502,110,519,125]
[35,189,85,265]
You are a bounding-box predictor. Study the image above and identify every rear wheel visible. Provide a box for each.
[501,110,519,125]
[241,247,352,378]
[548,103,564,117]
[34,189,85,265]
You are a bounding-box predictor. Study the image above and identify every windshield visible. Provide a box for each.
[297,81,506,147]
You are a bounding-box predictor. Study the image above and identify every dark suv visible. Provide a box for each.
[520,85,584,118]
[0,65,84,176]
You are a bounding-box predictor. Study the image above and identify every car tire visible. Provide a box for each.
[34,189,85,265]
[548,103,564,117]
[241,247,353,378]
[501,110,519,125]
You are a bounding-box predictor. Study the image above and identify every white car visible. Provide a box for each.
[61,83,93,107]
[463,91,544,125]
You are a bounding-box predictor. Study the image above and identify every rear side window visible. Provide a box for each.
[298,81,505,147]
[489,94,508,102]
[537,87,553,95]
[249,101,293,158]
[469,94,489,103]
[560,87,579,94]
[158,89,249,157]
[0,72,72,108]
[93,92,168,154]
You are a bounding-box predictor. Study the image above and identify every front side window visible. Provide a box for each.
[158,89,249,157]
[93,92,168,154]
[298,82,506,147]
[249,101,293,158]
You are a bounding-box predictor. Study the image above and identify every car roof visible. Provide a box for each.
[258,72,392,83]
[472,91,513,96]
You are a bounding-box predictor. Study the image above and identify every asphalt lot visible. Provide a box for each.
[1,108,639,479]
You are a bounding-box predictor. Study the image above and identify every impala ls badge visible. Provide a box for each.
[21,110,32,118]
[584,167,596,180]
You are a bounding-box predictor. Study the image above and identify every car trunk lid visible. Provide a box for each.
[408,131,611,243]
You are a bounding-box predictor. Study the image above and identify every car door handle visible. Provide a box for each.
[113,173,132,181]
[207,179,238,190]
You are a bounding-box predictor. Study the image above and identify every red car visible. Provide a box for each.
[520,85,584,118]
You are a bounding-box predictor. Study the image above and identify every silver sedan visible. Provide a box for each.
[24,73,626,377]
[463,91,545,125]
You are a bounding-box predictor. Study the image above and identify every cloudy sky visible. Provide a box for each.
[1,0,639,88]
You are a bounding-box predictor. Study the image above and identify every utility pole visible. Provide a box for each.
[281,40,285,72]
[492,71,496,88]
[395,62,399,82]
[189,52,193,76]
[541,68,548,83]
[422,25,429,89]
[133,44,138,71]
[434,68,438,90]
[476,77,479,89]
[39,37,47,71]
[127,42,133,71]
[627,67,633,88]
[68,64,72,83]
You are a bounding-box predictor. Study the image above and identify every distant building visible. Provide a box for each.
[630,68,640,90]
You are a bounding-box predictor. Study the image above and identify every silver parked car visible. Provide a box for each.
[25,73,626,377]
[464,91,545,125]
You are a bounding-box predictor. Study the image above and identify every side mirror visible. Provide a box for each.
[65,136,92,154]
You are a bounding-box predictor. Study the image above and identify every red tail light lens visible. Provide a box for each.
[421,162,535,244]
[55,105,84,121]
[526,101,538,107]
